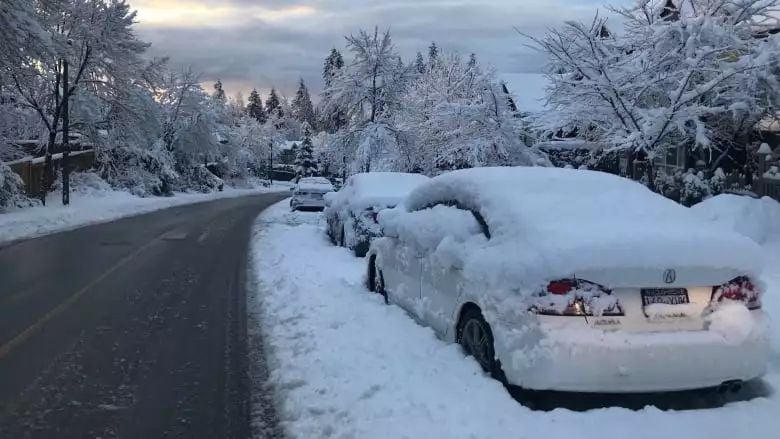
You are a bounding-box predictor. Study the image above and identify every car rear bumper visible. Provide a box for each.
[497,311,771,393]
[292,198,327,209]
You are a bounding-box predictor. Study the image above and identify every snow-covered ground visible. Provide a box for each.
[250,200,780,439]
[0,177,292,244]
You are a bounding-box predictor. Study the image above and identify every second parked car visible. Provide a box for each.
[325,172,428,256]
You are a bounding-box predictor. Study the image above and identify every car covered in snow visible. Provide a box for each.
[366,167,770,393]
[325,172,428,257]
[290,177,334,211]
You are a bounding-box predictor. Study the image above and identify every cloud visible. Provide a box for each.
[132,0,630,98]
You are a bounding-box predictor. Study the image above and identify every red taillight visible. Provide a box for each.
[712,276,761,310]
[547,280,575,295]
[532,279,623,317]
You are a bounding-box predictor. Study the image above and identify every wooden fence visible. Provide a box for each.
[6,149,96,197]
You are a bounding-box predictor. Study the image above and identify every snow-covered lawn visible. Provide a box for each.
[0,180,292,244]
[250,201,780,439]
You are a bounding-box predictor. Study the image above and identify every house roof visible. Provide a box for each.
[280,140,301,151]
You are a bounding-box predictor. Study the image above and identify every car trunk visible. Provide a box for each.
[575,266,746,333]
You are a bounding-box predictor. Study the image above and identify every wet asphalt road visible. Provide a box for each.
[0,193,286,438]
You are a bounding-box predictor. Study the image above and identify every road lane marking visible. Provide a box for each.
[0,237,161,360]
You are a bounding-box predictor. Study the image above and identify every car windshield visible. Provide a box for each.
[2,0,780,437]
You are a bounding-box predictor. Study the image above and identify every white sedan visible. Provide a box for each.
[367,167,770,393]
[290,177,334,211]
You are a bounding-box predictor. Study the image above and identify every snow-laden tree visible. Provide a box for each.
[295,123,318,177]
[320,49,346,132]
[322,28,407,125]
[395,52,545,174]
[414,52,426,74]
[528,0,780,171]
[292,78,316,128]
[266,88,283,119]
[212,80,226,105]
[7,0,149,201]
[323,48,345,88]
[246,89,266,123]
[321,28,409,172]
[0,0,51,72]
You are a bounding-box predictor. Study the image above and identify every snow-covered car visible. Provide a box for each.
[290,177,334,211]
[325,172,429,257]
[366,167,770,393]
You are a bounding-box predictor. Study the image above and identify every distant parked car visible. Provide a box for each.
[325,172,428,257]
[367,167,769,393]
[290,177,334,211]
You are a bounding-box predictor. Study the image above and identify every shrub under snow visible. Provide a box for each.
[0,161,33,210]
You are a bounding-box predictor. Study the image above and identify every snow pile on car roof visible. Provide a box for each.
[387,167,763,289]
[690,194,780,244]
[328,172,428,213]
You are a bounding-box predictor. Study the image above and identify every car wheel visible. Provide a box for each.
[353,239,370,258]
[367,255,388,304]
[457,308,506,383]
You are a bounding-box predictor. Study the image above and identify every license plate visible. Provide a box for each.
[641,288,689,306]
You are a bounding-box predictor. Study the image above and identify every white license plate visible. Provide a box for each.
[641,288,689,306]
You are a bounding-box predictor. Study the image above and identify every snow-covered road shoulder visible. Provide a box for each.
[250,202,780,439]
[0,181,291,244]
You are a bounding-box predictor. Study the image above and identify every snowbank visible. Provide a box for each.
[249,203,780,439]
[0,176,291,244]
[691,194,780,244]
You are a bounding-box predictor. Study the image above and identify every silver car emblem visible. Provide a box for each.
[663,269,676,284]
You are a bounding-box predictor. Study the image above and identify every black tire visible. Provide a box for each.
[457,308,506,383]
[353,239,370,258]
[367,256,388,304]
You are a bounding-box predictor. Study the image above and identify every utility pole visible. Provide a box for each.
[61,39,74,206]
[61,50,70,206]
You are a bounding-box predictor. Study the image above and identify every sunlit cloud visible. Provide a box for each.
[133,0,316,28]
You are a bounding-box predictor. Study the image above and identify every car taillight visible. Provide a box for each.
[711,276,761,310]
[530,279,623,317]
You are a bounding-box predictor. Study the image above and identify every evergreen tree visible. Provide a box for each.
[246,89,266,123]
[467,53,477,68]
[213,79,226,104]
[415,51,426,74]
[428,41,439,65]
[323,48,345,88]
[294,123,318,177]
[292,78,316,128]
[266,88,282,118]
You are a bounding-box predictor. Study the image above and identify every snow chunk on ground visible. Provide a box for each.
[0,177,291,244]
[250,202,780,439]
[691,194,780,244]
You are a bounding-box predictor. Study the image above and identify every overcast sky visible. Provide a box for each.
[131,0,630,100]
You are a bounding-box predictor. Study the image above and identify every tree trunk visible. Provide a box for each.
[62,59,70,206]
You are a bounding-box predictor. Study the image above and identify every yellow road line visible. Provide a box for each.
[0,237,161,360]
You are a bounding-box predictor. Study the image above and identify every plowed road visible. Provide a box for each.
[0,194,286,438]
